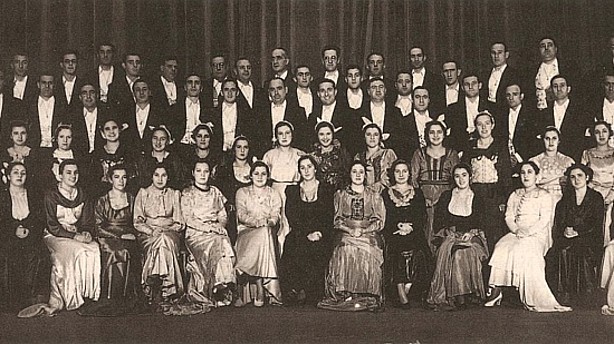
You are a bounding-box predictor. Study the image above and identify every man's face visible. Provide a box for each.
[490,43,509,67]
[317,81,337,106]
[268,79,287,105]
[98,45,114,66]
[367,54,384,77]
[60,53,78,76]
[185,76,202,97]
[235,59,252,83]
[123,55,142,77]
[161,60,178,82]
[410,48,426,69]
[37,75,54,98]
[345,68,362,89]
[551,77,570,101]
[395,73,413,96]
[442,62,460,86]
[211,56,226,80]
[368,80,386,102]
[11,55,28,77]
[222,81,238,103]
[505,85,524,109]
[79,85,97,108]
[322,49,338,72]
[295,67,312,88]
[413,89,430,112]
[133,81,150,104]
[539,38,557,62]
[604,75,614,100]
[462,76,482,98]
[271,49,289,73]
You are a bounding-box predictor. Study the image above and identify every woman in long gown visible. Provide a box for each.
[235,161,283,307]
[427,163,489,311]
[136,125,187,190]
[601,239,614,315]
[0,162,48,311]
[213,136,253,245]
[19,159,101,317]
[485,161,572,312]
[549,164,604,302]
[318,161,386,312]
[581,121,614,246]
[382,159,431,307]
[355,123,398,194]
[134,163,184,308]
[309,121,351,190]
[177,159,236,313]
[411,120,460,254]
[282,155,334,305]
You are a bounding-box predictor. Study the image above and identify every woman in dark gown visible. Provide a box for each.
[381,159,431,308]
[282,155,334,305]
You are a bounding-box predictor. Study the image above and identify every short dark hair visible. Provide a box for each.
[387,159,411,186]
[123,52,141,63]
[490,41,508,51]
[395,70,413,80]
[59,159,78,175]
[345,64,362,75]
[60,50,79,62]
[321,45,340,58]
[517,161,540,175]
[317,78,336,89]
[366,51,385,62]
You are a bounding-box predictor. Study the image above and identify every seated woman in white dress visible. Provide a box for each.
[485,161,571,312]
[19,159,101,317]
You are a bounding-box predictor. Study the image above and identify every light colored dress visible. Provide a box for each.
[235,185,283,304]
[489,187,570,312]
[600,240,614,315]
[530,152,574,204]
[181,185,235,307]
[582,148,614,245]
[134,186,184,298]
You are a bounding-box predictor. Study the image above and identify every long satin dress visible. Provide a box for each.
[581,148,614,246]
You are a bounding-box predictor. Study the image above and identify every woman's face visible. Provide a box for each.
[11,126,27,146]
[569,168,588,190]
[299,158,316,182]
[60,164,79,187]
[102,120,120,143]
[152,167,168,189]
[428,124,445,146]
[110,169,128,192]
[317,126,334,148]
[364,127,381,148]
[193,162,210,187]
[453,167,470,189]
[543,130,560,152]
[475,115,493,139]
[594,124,610,146]
[520,164,537,188]
[195,129,211,150]
[251,166,268,187]
[57,128,73,151]
[276,125,293,147]
[350,164,366,186]
[234,139,249,161]
[393,163,410,185]
[8,164,27,187]
[152,129,169,152]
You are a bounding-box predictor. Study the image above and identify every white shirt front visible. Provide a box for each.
[135,104,151,139]
[99,66,114,102]
[446,83,460,106]
[222,102,238,151]
[0,94,4,119]
[324,70,339,84]
[603,98,614,125]
[508,104,521,141]
[271,100,287,134]
[321,102,336,123]
[276,70,289,80]
[161,76,177,105]
[414,109,431,147]
[213,79,222,108]
[38,96,55,147]
[396,95,413,116]
[238,81,254,108]
[465,97,480,133]
[83,107,98,153]
[412,68,425,88]
[297,88,313,116]
[13,76,27,100]
[347,89,363,109]
[553,98,570,130]
[182,98,201,144]
[488,64,507,102]
[63,76,76,105]
[370,102,385,131]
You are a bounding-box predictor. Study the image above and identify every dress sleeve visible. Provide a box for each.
[333,190,346,231]
[169,189,184,232]
[45,190,76,239]
[95,196,118,238]
[366,191,386,233]
[215,188,228,228]
[236,187,264,228]
[133,188,152,234]
[410,149,422,189]
[504,191,520,234]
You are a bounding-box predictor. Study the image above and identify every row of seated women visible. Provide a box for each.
[1,111,614,316]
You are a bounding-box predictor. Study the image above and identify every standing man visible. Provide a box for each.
[68,82,108,155]
[361,52,395,102]
[151,56,183,111]
[410,46,443,106]
[484,42,519,106]
[533,37,570,110]
[209,79,254,153]
[234,57,267,112]
[27,73,64,148]
[270,47,297,93]
[56,50,82,112]
[122,79,161,154]
[203,53,228,110]
[9,52,38,103]
[441,60,463,108]
[293,65,319,122]
[360,78,402,153]
[321,45,346,91]
[86,42,122,104]
[0,69,24,147]
[108,52,142,115]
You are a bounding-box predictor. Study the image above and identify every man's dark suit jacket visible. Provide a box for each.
[482,65,521,106]
[359,101,403,155]
[258,100,308,157]
[0,95,24,148]
[445,97,494,153]
[55,75,84,114]
[66,105,110,155]
[539,99,591,162]
[149,76,186,112]
[84,65,124,104]
[7,75,38,104]
[495,104,540,161]
[165,96,208,145]
[121,103,163,154]
[26,96,67,148]
[208,101,255,153]
[107,75,136,117]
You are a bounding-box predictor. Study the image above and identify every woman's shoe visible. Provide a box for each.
[253,299,264,307]
[484,287,503,307]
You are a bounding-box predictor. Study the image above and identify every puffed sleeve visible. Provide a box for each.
[333,190,346,231]
[215,187,229,228]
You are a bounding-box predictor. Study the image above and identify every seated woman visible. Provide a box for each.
[318,161,386,312]
[0,162,48,311]
[549,164,604,303]
[19,159,101,317]
[601,241,614,315]
[169,159,236,315]
[382,159,431,308]
[281,155,334,305]
[134,163,184,309]
[136,125,187,190]
[235,161,283,307]
[354,123,397,194]
[486,161,571,312]
[309,121,351,190]
[427,163,488,311]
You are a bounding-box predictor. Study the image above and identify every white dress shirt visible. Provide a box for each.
[412,68,425,88]
[161,76,177,105]
[535,58,559,109]
[135,104,151,139]
[222,102,238,151]
[370,102,385,131]
[13,76,27,100]
[38,96,55,147]
[347,89,363,109]
[414,109,431,147]
[213,79,222,108]
[553,98,570,130]
[297,88,313,116]
[324,70,339,84]
[446,83,460,106]
[321,102,336,123]
[84,107,98,153]
[99,66,114,102]
[488,64,507,102]
[238,81,254,108]
[276,70,289,80]
[396,95,413,116]
[0,94,4,120]
[271,100,287,134]
[465,97,480,133]
[508,105,521,141]
[182,98,201,144]
[603,98,614,125]
[63,76,76,105]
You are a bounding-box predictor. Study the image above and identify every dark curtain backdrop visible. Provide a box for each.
[1,0,614,85]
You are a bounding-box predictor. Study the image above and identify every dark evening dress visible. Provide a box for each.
[213,161,252,245]
[88,143,138,197]
[310,140,351,190]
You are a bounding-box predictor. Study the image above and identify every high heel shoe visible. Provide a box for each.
[484,287,503,307]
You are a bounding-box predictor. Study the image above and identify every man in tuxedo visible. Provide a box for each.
[592,71,614,126]
[108,52,142,115]
[361,52,395,102]
[339,64,366,111]
[27,73,65,148]
[441,60,463,108]
[293,65,320,121]
[9,52,38,103]
[311,78,357,153]
[410,46,443,107]
[539,74,591,161]
[121,79,161,154]
[445,72,494,153]
[170,74,207,146]
[360,78,402,154]
[394,70,413,116]
[68,82,108,155]
[484,42,519,106]
[270,47,296,92]
[321,45,346,91]
[396,86,434,160]
[151,56,183,111]
[533,37,571,110]
[203,53,227,109]
[86,42,122,104]
[234,57,266,112]
[56,50,82,112]
[210,79,254,153]
[0,69,24,147]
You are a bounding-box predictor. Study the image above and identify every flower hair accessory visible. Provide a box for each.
[361,117,390,141]
[315,118,342,133]
[149,124,175,145]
